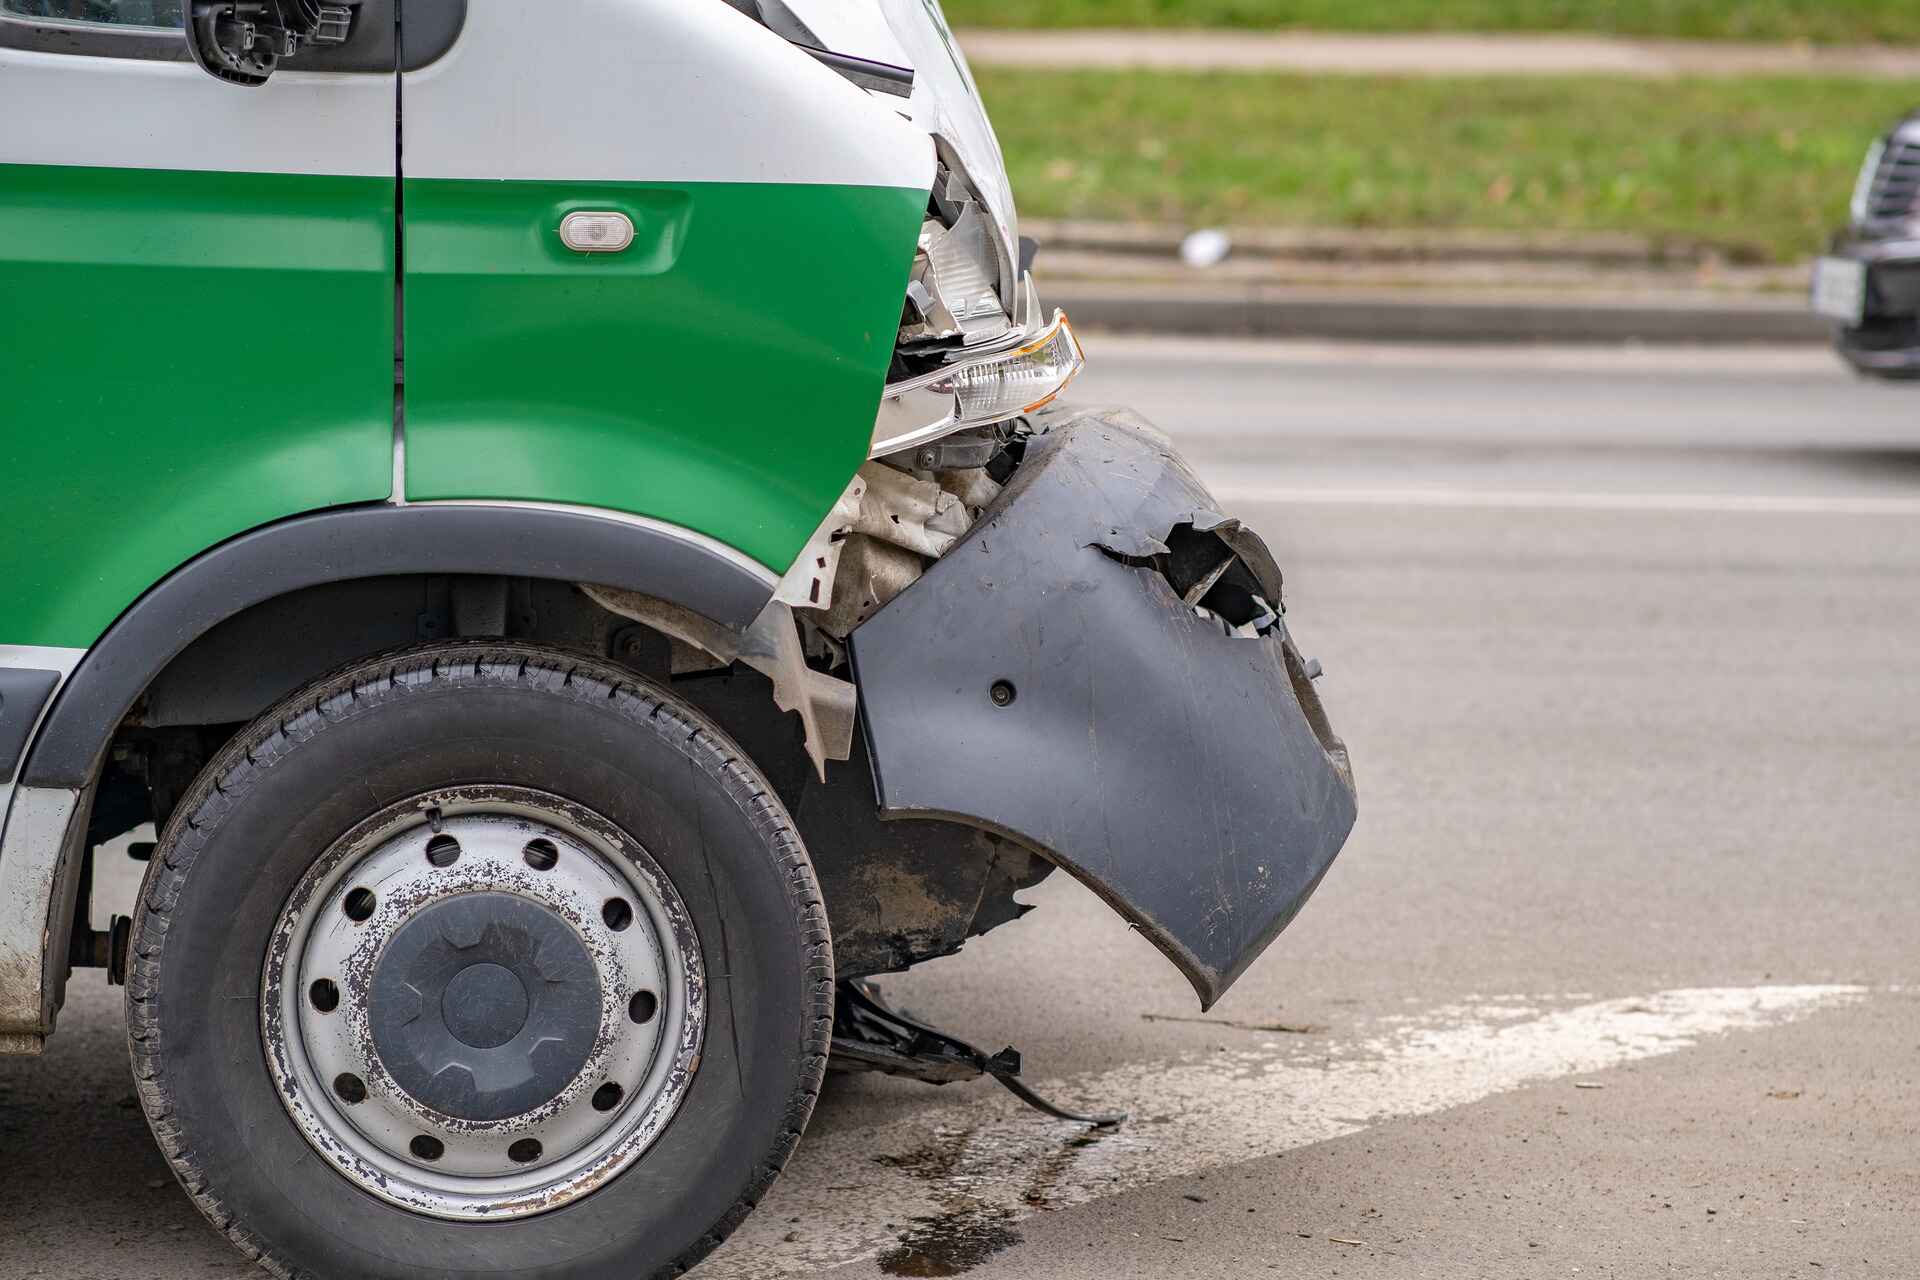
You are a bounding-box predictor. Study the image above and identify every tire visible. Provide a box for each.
[126,643,832,1279]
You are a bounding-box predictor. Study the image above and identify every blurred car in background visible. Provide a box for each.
[1815,111,1920,380]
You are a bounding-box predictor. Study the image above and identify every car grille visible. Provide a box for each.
[1864,138,1920,223]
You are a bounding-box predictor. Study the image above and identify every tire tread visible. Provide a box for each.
[126,642,833,1280]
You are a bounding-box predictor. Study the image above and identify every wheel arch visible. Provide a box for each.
[22,501,777,791]
[1,501,779,1045]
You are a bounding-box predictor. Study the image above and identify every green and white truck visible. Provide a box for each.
[0,2,1357,1275]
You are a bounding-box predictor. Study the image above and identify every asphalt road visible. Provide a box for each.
[3,339,1916,1279]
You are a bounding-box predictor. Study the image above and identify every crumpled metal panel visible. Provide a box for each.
[850,406,1357,1008]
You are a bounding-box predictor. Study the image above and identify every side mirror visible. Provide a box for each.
[187,1,356,87]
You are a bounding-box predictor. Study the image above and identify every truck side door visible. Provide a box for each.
[396,0,934,577]
[0,1,398,650]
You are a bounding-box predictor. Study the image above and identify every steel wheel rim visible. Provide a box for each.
[262,786,704,1219]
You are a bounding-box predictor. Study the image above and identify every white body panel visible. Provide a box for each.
[0,786,79,1049]
[760,0,1022,300]
[0,647,84,1051]
[402,0,931,189]
[781,0,912,68]
[0,45,392,176]
[878,0,1019,265]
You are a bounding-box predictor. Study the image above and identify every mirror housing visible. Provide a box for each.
[187,1,355,86]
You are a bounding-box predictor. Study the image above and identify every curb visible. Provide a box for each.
[1023,218,1769,269]
[1049,282,1829,345]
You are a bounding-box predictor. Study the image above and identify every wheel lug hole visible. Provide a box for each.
[508,1138,542,1164]
[628,990,657,1024]
[410,1135,445,1162]
[342,887,376,922]
[591,1081,624,1112]
[332,1073,367,1105]
[425,834,461,868]
[522,838,559,871]
[308,978,339,1013]
[601,898,634,932]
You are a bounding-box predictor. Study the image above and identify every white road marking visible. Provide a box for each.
[1209,485,1920,516]
[701,985,1865,1278]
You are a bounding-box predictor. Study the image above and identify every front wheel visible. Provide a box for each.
[128,644,831,1279]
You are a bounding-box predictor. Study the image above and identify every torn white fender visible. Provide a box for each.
[774,473,868,613]
[850,462,972,558]
[773,460,996,642]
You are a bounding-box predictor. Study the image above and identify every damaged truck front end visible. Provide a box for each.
[704,0,1360,1012]
[768,400,1358,1014]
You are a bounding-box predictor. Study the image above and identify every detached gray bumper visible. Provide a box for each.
[850,407,1357,1008]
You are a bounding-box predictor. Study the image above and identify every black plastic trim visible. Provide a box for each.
[800,47,914,98]
[287,0,465,73]
[21,503,776,789]
[850,407,1358,1008]
[0,669,60,785]
[392,0,462,72]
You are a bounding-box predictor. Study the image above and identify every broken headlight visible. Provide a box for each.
[871,153,1087,458]
[871,304,1084,458]
[901,206,1014,348]
[898,162,1018,350]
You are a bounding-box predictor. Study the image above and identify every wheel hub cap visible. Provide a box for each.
[371,893,601,1122]
[442,963,529,1050]
[261,787,704,1220]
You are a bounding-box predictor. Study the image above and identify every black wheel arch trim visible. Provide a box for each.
[0,669,61,786]
[21,502,777,790]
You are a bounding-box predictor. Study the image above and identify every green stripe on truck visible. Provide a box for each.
[400,177,926,573]
[0,162,395,649]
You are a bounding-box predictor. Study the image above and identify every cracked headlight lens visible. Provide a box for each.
[902,208,1013,348]
[871,308,1084,458]
[945,312,1083,423]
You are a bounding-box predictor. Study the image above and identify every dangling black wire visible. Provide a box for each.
[838,981,1126,1128]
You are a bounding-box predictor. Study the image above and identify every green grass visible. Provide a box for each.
[944,1,1920,44]
[979,71,1913,262]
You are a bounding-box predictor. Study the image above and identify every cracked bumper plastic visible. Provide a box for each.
[849,406,1357,1008]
